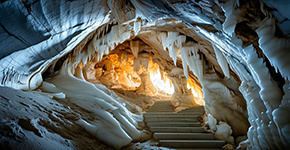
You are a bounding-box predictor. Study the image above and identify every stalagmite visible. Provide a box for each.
[207,114,217,131]
[135,70,157,96]
[214,122,234,145]
[169,68,199,112]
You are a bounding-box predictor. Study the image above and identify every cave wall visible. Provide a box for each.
[0,0,290,149]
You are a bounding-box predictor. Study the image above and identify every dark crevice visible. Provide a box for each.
[214,66,225,79]
[53,54,69,73]
[237,0,263,28]
[186,36,198,43]
[235,19,285,93]
[0,0,8,3]
[42,54,69,79]
[18,118,42,137]
[95,22,118,40]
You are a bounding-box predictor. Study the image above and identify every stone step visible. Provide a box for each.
[149,105,173,108]
[145,112,202,115]
[148,108,204,112]
[144,114,200,118]
[153,133,214,140]
[146,118,198,122]
[148,109,174,112]
[149,106,203,109]
[159,140,226,148]
[145,115,203,119]
[148,105,172,108]
[144,102,223,149]
[145,112,204,115]
[181,108,204,112]
[150,105,203,108]
[147,122,200,127]
[150,127,205,133]
[149,105,173,110]
[150,102,203,108]
[145,115,200,119]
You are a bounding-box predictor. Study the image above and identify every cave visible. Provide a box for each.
[0,0,290,150]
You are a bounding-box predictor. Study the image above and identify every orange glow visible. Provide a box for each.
[150,69,174,94]
[148,55,159,74]
[147,54,174,94]
[84,52,142,90]
[187,78,204,105]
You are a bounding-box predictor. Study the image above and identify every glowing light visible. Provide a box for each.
[187,79,205,105]
[187,83,199,97]
[150,69,174,94]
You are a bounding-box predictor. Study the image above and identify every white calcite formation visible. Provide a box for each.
[213,45,230,78]
[169,68,199,112]
[256,17,290,80]
[221,0,238,36]
[0,0,290,149]
[43,63,141,149]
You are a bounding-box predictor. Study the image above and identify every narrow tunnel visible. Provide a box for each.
[0,0,290,150]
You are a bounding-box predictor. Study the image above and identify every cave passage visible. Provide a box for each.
[67,38,205,112]
[1,0,290,149]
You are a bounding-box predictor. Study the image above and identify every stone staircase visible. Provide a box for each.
[144,101,225,149]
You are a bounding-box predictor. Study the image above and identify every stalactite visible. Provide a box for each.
[256,17,290,80]
[130,40,140,58]
[213,45,230,78]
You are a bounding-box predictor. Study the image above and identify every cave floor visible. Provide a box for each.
[144,101,225,149]
[114,90,172,112]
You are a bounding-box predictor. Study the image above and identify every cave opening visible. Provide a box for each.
[1,0,290,149]
[22,14,253,149]
[38,23,251,148]
[42,35,205,112]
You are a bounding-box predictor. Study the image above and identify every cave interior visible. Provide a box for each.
[0,0,290,149]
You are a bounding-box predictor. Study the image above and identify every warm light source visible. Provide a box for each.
[187,83,200,98]
[187,78,204,105]
[150,69,174,94]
